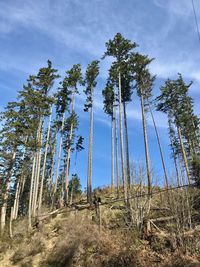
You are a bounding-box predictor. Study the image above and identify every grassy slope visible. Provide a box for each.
[0,187,200,267]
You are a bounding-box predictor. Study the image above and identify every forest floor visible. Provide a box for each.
[1,187,200,267]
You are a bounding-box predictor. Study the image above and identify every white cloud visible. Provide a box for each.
[0,0,199,114]
[0,0,200,88]
[126,106,168,129]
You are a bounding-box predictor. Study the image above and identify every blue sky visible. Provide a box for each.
[0,0,200,189]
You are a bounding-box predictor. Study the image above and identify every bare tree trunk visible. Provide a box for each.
[51,113,65,209]
[123,101,131,188]
[178,160,192,229]
[148,102,169,189]
[140,91,152,198]
[174,155,181,187]
[9,207,13,238]
[32,119,43,216]
[1,150,16,234]
[49,132,57,204]
[65,93,75,204]
[118,72,127,204]
[111,116,115,192]
[32,152,38,212]
[20,172,26,200]
[28,154,36,231]
[73,150,78,174]
[32,135,43,217]
[168,118,180,186]
[87,103,93,204]
[12,178,21,220]
[38,108,52,213]
[177,126,191,185]
[70,184,73,206]
[13,139,28,220]
[114,101,120,196]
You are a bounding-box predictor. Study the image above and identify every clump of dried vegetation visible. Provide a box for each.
[11,234,45,265]
[40,216,143,267]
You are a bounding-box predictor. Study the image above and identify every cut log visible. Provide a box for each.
[150,216,175,223]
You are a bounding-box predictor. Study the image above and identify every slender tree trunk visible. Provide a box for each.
[177,126,191,185]
[38,108,52,214]
[1,150,16,234]
[49,132,57,204]
[9,207,13,238]
[32,152,38,211]
[118,72,127,203]
[114,101,120,196]
[174,153,181,186]
[20,173,26,200]
[123,101,131,188]
[12,178,21,220]
[32,122,43,217]
[168,118,180,186]
[32,150,42,217]
[148,102,169,189]
[13,139,28,220]
[111,116,115,192]
[87,102,93,204]
[70,184,74,205]
[73,150,78,174]
[32,119,43,215]
[65,93,75,204]
[140,91,152,197]
[178,158,192,229]
[28,153,36,231]
[51,113,65,209]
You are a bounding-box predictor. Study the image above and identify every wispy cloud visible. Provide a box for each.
[126,104,168,129]
[1,0,200,88]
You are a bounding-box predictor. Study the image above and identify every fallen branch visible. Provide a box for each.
[150,216,175,223]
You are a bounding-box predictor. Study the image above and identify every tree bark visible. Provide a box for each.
[1,150,16,234]
[111,116,115,192]
[9,207,13,238]
[87,102,93,204]
[32,152,38,212]
[13,136,28,220]
[118,71,127,203]
[114,101,120,196]
[140,91,152,197]
[123,101,131,188]
[12,177,21,220]
[70,184,74,205]
[28,153,36,231]
[177,126,191,185]
[49,132,57,203]
[168,118,180,186]
[51,113,65,209]
[148,102,169,189]
[38,107,52,213]
[65,93,75,204]
[32,118,43,216]
[32,130,43,217]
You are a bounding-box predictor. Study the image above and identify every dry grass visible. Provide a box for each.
[40,215,144,267]
[11,236,44,265]
[162,252,200,267]
[0,187,200,267]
